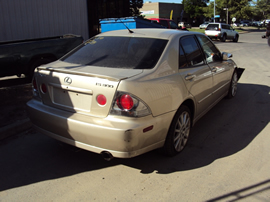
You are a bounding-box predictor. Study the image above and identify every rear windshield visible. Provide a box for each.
[61,36,168,69]
[206,24,219,30]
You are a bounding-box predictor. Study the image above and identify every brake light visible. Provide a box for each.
[33,78,38,90]
[41,83,47,94]
[117,94,134,110]
[110,92,151,117]
[218,28,221,31]
[97,94,107,106]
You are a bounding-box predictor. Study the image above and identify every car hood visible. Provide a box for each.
[37,60,143,81]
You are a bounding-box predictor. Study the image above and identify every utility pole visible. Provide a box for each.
[223,8,228,24]
[214,0,216,22]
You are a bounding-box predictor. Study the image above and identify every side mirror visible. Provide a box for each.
[222,52,233,60]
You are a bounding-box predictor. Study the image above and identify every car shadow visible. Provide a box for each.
[0,83,269,191]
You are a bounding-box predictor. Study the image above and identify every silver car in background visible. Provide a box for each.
[27,29,243,160]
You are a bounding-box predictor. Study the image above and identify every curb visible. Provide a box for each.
[0,118,32,141]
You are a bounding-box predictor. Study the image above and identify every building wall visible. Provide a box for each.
[140,2,159,18]
[140,2,185,24]
[0,0,89,42]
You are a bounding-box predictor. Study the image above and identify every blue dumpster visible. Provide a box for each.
[99,17,165,33]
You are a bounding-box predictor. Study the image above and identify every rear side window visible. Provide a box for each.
[62,36,168,69]
[206,24,219,30]
[222,24,230,29]
[159,20,169,28]
[180,36,204,67]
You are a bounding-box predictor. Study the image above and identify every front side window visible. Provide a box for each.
[61,36,168,69]
[169,21,178,29]
[180,36,205,67]
[196,35,221,63]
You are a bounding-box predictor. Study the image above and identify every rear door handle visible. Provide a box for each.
[185,74,196,80]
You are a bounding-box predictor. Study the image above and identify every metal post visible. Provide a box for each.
[223,8,228,24]
[214,0,216,22]
[227,9,228,24]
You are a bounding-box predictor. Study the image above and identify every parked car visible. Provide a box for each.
[0,34,83,79]
[149,18,179,29]
[205,23,239,42]
[199,22,209,29]
[240,20,251,26]
[27,28,243,159]
[178,22,192,29]
[233,22,240,27]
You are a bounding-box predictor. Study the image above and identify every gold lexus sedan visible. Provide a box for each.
[27,29,243,160]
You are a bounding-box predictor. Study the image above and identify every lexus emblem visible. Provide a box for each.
[64,77,72,84]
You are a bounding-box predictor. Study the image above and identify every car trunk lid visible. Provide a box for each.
[35,61,143,118]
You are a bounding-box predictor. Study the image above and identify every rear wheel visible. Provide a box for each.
[227,70,238,98]
[221,34,226,42]
[163,105,191,156]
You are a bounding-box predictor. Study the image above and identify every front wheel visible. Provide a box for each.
[233,35,239,42]
[163,105,191,156]
[227,70,238,98]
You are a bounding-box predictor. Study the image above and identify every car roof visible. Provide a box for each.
[98,28,201,40]
[149,18,172,21]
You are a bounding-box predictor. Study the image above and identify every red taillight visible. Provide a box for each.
[117,94,134,110]
[97,94,107,106]
[218,28,221,31]
[41,83,47,94]
[33,78,38,90]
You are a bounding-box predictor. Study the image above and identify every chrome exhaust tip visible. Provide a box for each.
[101,151,114,161]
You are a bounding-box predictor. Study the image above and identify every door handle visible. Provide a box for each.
[185,74,196,80]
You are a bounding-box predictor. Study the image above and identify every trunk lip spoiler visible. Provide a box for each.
[37,66,127,82]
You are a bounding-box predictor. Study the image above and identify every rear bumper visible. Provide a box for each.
[27,99,175,158]
[205,31,222,38]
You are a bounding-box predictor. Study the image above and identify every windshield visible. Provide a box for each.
[61,36,168,69]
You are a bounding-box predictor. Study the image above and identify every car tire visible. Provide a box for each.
[233,35,239,42]
[163,105,191,156]
[227,70,238,98]
[221,34,226,42]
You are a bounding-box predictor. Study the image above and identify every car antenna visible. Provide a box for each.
[116,18,134,33]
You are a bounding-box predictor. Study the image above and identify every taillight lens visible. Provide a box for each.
[110,92,151,117]
[117,94,134,110]
[33,78,38,90]
[41,83,47,94]
[97,94,107,106]
[32,77,40,98]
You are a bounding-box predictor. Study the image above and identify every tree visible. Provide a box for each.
[183,0,209,18]
[130,0,143,16]
[252,0,270,20]
[203,0,252,23]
